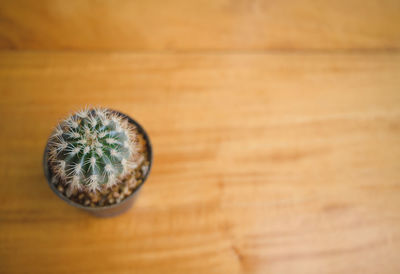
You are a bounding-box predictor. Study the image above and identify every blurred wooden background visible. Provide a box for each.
[0,1,400,274]
[1,0,400,50]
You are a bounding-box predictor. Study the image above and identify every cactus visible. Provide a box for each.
[47,108,137,192]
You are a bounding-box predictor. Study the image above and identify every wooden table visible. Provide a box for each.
[1,1,400,273]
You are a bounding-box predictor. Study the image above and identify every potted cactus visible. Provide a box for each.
[43,108,152,217]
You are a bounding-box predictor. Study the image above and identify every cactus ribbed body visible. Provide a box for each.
[48,108,137,192]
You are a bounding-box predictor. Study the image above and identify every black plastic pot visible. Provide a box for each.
[43,110,152,217]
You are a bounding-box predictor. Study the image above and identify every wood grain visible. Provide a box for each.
[0,0,399,51]
[0,51,399,273]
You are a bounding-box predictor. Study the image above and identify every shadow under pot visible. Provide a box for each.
[43,109,152,217]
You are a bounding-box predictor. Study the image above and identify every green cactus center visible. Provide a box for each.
[86,134,97,146]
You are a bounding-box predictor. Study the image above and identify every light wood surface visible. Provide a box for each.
[0,51,399,273]
[1,0,400,273]
[0,0,400,50]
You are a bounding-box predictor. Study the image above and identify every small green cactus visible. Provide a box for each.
[48,108,137,192]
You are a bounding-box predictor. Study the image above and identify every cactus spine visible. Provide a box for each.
[48,108,137,192]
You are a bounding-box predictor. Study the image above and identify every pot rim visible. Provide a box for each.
[43,109,153,212]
